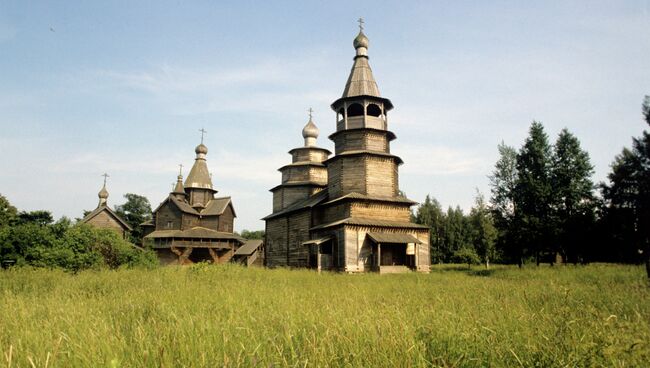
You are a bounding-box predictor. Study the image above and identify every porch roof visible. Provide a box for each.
[367,232,422,244]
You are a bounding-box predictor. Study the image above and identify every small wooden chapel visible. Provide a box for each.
[143,132,249,265]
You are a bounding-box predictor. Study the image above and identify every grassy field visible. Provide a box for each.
[1,264,648,367]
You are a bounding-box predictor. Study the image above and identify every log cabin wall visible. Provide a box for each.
[349,202,411,222]
[85,211,126,238]
[217,205,234,232]
[365,156,398,197]
[156,203,183,230]
[265,217,288,268]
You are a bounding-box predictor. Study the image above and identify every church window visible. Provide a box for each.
[347,103,364,117]
[367,103,382,117]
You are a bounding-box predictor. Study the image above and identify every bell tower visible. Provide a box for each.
[327,19,402,200]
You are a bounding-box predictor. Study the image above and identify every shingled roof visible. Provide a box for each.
[342,54,381,98]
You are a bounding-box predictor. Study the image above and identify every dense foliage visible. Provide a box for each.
[0,196,157,271]
[115,193,153,245]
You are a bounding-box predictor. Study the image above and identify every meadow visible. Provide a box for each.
[0,264,648,367]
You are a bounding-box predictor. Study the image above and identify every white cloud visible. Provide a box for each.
[399,145,486,176]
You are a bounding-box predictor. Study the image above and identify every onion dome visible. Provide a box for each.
[302,119,319,140]
[353,31,369,50]
[97,184,109,207]
[302,111,319,147]
[195,143,208,155]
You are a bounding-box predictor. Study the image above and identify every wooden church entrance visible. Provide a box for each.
[367,232,421,274]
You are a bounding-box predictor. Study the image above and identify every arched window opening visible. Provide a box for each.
[338,107,345,116]
[367,104,382,117]
[347,103,364,117]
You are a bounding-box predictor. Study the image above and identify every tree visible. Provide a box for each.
[0,194,17,228]
[439,206,472,262]
[414,195,445,263]
[240,229,265,239]
[602,96,650,279]
[488,142,518,264]
[515,121,553,266]
[17,210,54,226]
[452,247,480,269]
[469,191,497,268]
[550,129,595,263]
[115,193,152,244]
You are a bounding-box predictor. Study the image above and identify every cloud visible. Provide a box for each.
[398,144,486,176]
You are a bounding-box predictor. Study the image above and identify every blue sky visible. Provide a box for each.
[1,1,649,231]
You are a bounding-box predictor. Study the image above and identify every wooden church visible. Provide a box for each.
[264,24,430,273]
[81,175,132,239]
[143,137,247,265]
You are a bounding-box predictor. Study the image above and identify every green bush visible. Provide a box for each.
[452,246,481,268]
[0,222,157,271]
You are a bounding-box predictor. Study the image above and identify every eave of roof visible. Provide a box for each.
[145,227,245,242]
[288,146,332,155]
[328,128,396,142]
[269,181,327,193]
[367,232,423,244]
[277,161,326,172]
[320,192,417,206]
[323,150,403,165]
[310,217,429,231]
[263,189,329,220]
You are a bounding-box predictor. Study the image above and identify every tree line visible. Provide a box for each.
[0,191,266,271]
[0,194,158,271]
[413,96,650,278]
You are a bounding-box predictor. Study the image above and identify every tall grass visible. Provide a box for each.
[1,264,648,367]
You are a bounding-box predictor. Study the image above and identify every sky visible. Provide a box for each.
[0,1,649,231]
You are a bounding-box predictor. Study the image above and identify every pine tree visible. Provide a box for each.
[414,195,445,263]
[469,191,497,268]
[515,121,553,266]
[489,142,518,263]
[602,96,650,279]
[551,129,595,264]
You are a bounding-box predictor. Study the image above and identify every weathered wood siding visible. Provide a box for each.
[156,202,183,230]
[217,204,235,232]
[349,202,411,222]
[292,149,329,163]
[85,211,126,237]
[265,217,288,268]
[333,131,389,154]
[365,156,397,197]
[264,210,311,268]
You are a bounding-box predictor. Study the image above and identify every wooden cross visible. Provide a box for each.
[101,173,109,186]
[308,107,314,120]
[199,128,207,144]
[358,17,364,31]
[178,163,184,176]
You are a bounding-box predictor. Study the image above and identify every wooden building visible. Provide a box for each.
[143,140,251,265]
[264,25,430,273]
[81,176,132,239]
